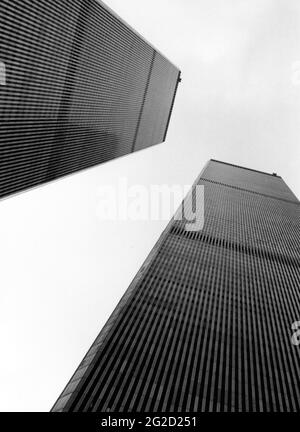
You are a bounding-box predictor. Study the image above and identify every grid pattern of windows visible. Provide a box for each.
[0,0,180,199]
[52,160,300,412]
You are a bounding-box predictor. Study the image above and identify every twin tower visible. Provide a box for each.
[1,0,299,412]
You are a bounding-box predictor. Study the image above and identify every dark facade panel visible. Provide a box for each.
[134,52,180,151]
[204,160,299,203]
[0,0,180,199]
[52,160,300,412]
[197,180,300,258]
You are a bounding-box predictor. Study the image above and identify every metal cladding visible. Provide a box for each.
[52,160,300,412]
[0,0,180,199]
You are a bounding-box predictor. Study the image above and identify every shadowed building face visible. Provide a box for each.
[0,0,180,199]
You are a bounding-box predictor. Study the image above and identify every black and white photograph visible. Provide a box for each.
[0,0,300,427]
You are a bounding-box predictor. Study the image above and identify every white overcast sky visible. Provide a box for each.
[0,0,299,411]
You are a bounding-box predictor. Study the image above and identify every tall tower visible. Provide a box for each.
[52,159,300,412]
[0,0,180,199]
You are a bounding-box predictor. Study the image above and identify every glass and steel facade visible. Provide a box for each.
[0,0,180,199]
[52,159,300,412]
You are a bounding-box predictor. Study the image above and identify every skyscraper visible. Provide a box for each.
[0,0,180,199]
[52,159,300,412]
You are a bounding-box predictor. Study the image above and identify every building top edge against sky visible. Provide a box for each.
[96,0,181,71]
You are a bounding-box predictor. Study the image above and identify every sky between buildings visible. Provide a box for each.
[0,0,299,411]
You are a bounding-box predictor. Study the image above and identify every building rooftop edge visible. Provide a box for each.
[210,159,282,179]
[97,0,181,72]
